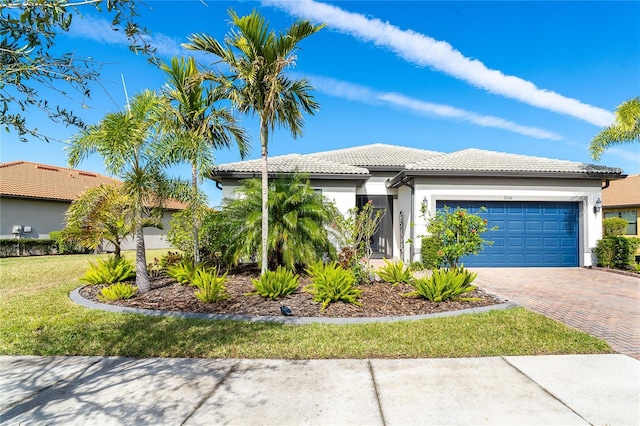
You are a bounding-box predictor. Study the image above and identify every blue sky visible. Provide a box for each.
[2,1,639,206]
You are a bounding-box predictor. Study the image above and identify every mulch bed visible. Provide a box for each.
[79,268,503,318]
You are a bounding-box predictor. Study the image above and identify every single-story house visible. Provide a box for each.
[602,174,639,238]
[211,143,623,267]
[0,161,185,250]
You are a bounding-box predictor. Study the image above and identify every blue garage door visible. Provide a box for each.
[436,201,579,267]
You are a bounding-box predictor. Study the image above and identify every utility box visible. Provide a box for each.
[12,225,23,234]
[23,226,32,233]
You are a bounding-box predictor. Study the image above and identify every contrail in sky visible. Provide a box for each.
[306,74,564,141]
[266,0,615,127]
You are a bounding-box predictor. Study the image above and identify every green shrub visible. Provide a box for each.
[80,256,135,284]
[0,239,58,257]
[160,251,184,268]
[594,236,640,269]
[420,236,441,269]
[190,268,229,303]
[377,259,413,285]
[407,267,478,302]
[166,260,198,285]
[603,217,629,237]
[305,262,362,311]
[250,266,300,299]
[49,230,86,255]
[98,282,138,302]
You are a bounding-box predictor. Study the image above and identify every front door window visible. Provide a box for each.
[356,195,393,258]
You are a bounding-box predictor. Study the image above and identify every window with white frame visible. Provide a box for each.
[604,211,638,235]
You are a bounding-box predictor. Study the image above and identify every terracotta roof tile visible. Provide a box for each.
[0,161,186,210]
[602,174,640,207]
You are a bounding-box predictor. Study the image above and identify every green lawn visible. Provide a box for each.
[0,252,613,359]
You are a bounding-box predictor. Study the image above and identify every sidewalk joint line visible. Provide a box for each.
[180,360,241,426]
[367,360,387,426]
[500,356,594,426]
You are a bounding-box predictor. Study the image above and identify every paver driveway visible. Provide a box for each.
[473,268,640,360]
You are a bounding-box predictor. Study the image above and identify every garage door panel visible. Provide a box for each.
[436,201,579,267]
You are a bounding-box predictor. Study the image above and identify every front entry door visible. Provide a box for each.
[357,195,393,258]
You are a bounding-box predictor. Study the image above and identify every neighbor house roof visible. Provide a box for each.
[0,161,186,210]
[213,144,623,186]
[602,174,640,208]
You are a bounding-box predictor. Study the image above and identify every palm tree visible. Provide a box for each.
[221,174,337,271]
[62,184,134,260]
[156,56,250,265]
[185,9,324,274]
[590,97,640,160]
[67,90,169,293]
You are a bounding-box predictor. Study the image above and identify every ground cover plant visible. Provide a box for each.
[0,251,613,359]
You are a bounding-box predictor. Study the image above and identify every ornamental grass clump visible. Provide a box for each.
[80,256,135,285]
[98,282,138,302]
[305,261,362,311]
[190,267,229,303]
[250,266,300,299]
[407,267,478,302]
[377,259,413,285]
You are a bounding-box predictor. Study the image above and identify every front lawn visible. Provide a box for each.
[0,252,613,359]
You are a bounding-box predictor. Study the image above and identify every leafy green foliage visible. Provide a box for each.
[250,266,300,299]
[166,260,198,285]
[424,206,496,268]
[590,97,640,160]
[219,174,337,271]
[80,256,135,285]
[603,217,629,237]
[334,201,385,266]
[191,268,229,303]
[2,1,154,143]
[98,282,138,302]
[594,236,640,269]
[407,267,478,302]
[420,236,442,269]
[305,262,362,311]
[0,239,58,257]
[377,259,413,285]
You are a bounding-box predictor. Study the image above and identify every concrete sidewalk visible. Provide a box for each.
[1,355,638,425]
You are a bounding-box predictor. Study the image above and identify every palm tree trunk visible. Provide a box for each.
[192,164,200,265]
[260,119,269,274]
[135,222,150,293]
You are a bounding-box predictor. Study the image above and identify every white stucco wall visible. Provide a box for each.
[411,177,603,266]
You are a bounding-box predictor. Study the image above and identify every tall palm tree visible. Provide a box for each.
[221,174,337,271]
[67,90,169,293]
[157,56,250,265]
[590,97,640,160]
[185,9,324,274]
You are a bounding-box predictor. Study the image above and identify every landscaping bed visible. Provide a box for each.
[79,268,502,318]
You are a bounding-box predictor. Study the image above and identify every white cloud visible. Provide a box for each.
[307,74,563,141]
[266,0,615,127]
[602,146,640,167]
[67,15,210,64]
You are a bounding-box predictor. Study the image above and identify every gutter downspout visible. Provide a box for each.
[602,179,610,190]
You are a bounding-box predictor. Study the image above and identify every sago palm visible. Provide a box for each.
[185,9,324,273]
[221,174,337,271]
[67,90,169,293]
[157,56,250,265]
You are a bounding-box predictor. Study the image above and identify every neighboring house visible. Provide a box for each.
[0,161,185,250]
[211,143,623,267]
[602,174,639,238]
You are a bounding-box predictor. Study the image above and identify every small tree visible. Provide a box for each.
[424,206,496,269]
[603,217,629,237]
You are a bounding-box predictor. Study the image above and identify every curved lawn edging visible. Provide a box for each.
[69,287,518,325]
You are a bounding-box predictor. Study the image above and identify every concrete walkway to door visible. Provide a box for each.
[473,268,640,360]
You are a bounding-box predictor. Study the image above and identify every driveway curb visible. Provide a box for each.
[69,287,519,325]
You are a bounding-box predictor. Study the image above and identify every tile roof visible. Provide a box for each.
[405,148,623,176]
[213,154,370,176]
[0,161,186,210]
[307,143,444,168]
[602,174,640,207]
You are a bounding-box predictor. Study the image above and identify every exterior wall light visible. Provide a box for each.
[593,198,602,214]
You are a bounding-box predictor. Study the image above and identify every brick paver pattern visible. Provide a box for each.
[473,268,640,360]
